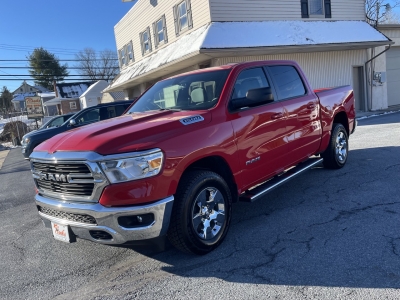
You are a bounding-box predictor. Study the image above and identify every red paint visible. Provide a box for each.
[35,61,355,206]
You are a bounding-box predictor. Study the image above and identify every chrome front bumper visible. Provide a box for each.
[35,194,174,244]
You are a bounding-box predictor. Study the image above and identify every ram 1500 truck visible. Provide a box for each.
[30,61,356,254]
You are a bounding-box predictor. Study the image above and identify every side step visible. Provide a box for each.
[239,157,323,203]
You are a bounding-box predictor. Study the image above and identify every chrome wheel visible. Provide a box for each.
[191,187,226,240]
[335,131,348,163]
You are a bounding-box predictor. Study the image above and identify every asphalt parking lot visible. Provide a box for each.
[0,112,399,300]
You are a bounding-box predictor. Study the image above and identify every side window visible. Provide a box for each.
[48,116,64,128]
[115,104,128,116]
[232,68,270,100]
[268,66,306,100]
[76,108,100,125]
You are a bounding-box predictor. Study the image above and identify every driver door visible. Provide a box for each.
[229,67,287,189]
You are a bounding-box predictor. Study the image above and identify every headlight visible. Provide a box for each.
[100,151,163,183]
[22,137,30,145]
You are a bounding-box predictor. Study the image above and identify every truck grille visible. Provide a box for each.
[38,205,97,224]
[32,162,95,197]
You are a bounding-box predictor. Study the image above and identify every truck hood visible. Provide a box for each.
[35,110,211,155]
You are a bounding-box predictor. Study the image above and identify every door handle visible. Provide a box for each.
[271,112,284,120]
[307,103,316,110]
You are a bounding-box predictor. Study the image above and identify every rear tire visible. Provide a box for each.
[168,170,232,255]
[322,123,349,169]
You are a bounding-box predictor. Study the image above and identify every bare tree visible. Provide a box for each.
[366,0,400,26]
[74,48,120,81]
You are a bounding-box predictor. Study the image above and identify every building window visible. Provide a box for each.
[173,0,193,36]
[127,41,134,63]
[140,27,152,56]
[70,102,77,109]
[309,0,323,15]
[153,15,168,49]
[178,1,187,29]
[301,0,331,18]
[119,48,126,67]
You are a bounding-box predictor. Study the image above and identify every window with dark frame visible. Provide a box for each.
[143,31,150,52]
[153,15,168,49]
[231,68,270,102]
[119,48,126,67]
[173,0,193,36]
[69,102,77,109]
[127,41,134,63]
[301,0,331,18]
[178,1,188,30]
[268,66,306,100]
[140,27,152,56]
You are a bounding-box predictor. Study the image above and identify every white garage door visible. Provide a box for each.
[386,47,400,106]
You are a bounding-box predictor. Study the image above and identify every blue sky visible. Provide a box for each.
[0,0,135,92]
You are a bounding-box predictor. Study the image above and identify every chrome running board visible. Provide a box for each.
[239,157,323,203]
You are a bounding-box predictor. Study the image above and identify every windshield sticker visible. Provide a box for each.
[179,115,204,125]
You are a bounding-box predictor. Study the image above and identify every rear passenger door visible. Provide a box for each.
[266,65,321,167]
[229,67,286,188]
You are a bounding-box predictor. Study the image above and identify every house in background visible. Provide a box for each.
[12,81,49,95]
[101,91,126,103]
[106,0,392,112]
[43,81,95,115]
[79,80,109,109]
[11,81,50,111]
[39,92,57,116]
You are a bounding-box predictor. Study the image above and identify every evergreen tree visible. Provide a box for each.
[28,47,69,90]
[0,86,13,112]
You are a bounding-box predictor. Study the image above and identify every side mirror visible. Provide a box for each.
[230,87,274,110]
[69,119,76,126]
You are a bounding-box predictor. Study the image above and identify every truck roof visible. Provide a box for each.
[167,60,298,80]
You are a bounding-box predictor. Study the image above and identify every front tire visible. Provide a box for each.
[168,170,232,255]
[322,123,349,169]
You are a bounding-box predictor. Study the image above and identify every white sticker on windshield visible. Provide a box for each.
[179,115,204,125]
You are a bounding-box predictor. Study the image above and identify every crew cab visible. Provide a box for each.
[30,61,356,254]
[21,100,133,159]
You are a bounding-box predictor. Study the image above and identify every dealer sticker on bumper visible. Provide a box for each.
[51,222,70,243]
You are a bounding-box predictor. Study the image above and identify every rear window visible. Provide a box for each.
[127,70,231,113]
[268,66,306,100]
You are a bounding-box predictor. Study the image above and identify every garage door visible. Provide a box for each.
[386,47,400,106]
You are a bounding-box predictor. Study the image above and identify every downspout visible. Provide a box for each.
[364,44,391,111]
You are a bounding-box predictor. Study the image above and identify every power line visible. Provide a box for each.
[0,59,118,62]
[0,66,116,70]
[0,79,98,81]
[0,75,106,77]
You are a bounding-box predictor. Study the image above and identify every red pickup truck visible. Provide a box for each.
[30,61,356,254]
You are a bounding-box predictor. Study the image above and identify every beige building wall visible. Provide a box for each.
[115,0,211,67]
[209,0,365,21]
[215,50,367,89]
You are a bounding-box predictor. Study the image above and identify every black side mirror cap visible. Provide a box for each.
[231,87,274,110]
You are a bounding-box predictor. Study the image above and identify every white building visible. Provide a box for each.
[79,80,109,109]
[106,0,393,112]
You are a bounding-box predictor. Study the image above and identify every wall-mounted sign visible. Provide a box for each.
[25,96,44,119]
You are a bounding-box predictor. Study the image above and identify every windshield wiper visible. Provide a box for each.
[158,108,182,112]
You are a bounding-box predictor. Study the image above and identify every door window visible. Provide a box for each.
[76,108,100,125]
[232,68,270,100]
[268,66,306,100]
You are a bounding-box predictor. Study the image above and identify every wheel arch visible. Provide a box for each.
[176,155,239,203]
[332,110,349,136]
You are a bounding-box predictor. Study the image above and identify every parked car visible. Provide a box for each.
[29,61,356,254]
[21,100,133,159]
[38,113,76,130]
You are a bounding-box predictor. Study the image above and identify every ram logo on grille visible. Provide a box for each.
[33,171,68,182]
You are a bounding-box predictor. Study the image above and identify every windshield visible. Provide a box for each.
[127,69,231,113]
